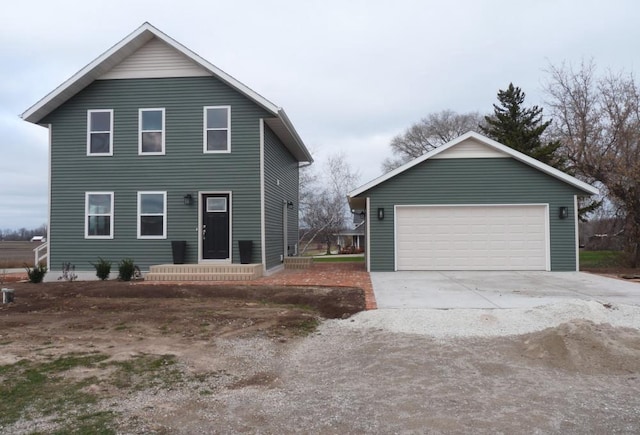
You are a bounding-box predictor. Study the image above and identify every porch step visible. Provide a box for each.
[284,257,313,269]
[145,263,263,281]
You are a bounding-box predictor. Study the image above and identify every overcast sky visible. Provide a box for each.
[1,0,639,230]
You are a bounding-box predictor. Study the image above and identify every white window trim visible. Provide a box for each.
[203,105,231,154]
[138,108,166,155]
[137,191,167,239]
[197,191,233,263]
[85,192,114,239]
[87,109,114,156]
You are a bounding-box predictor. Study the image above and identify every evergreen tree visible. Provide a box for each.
[480,83,563,168]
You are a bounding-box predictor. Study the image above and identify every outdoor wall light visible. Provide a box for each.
[377,208,385,220]
[183,194,193,206]
[287,201,294,210]
[559,206,569,219]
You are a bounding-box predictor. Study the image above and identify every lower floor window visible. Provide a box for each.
[85,192,113,238]
[138,191,166,238]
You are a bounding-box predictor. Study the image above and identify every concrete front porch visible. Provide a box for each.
[145,263,263,281]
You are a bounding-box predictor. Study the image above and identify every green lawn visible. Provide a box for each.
[579,250,624,268]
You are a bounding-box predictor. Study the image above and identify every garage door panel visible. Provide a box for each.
[396,205,547,271]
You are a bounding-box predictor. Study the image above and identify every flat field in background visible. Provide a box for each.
[0,241,42,268]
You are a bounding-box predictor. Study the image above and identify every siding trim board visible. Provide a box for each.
[47,124,52,271]
[259,119,267,272]
[574,195,580,271]
[366,197,371,272]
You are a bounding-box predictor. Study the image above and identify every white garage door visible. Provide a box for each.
[396,205,548,271]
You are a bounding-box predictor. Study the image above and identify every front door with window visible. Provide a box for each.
[202,194,230,260]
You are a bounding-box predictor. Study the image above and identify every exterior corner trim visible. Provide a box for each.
[259,119,266,272]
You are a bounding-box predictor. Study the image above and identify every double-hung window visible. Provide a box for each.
[203,106,230,153]
[138,192,166,239]
[139,108,165,155]
[85,192,114,238]
[87,110,113,155]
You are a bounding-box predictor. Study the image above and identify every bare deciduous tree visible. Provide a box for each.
[299,153,360,255]
[382,110,485,172]
[545,60,640,266]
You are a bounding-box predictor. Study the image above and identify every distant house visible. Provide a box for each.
[21,23,312,278]
[30,236,45,243]
[348,132,598,272]
[336,210,365,252]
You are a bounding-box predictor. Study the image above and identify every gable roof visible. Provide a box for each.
[349,131,599,198]
[21,22,312,163]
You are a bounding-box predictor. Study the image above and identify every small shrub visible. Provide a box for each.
[90,257,112,280]
[24,264,47,283]
[118,258,136,281]
[58,262,78,282]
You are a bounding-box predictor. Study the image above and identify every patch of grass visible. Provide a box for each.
[106,354,182,390]
[0,352,185,432]
[58,410,118,434]
[580,250,624,268]
[0,353,111,428]
[313,255,365,263]
[291,318,320,336]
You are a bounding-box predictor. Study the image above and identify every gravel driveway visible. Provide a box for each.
[5,281,640,434]
[139,299,640,434]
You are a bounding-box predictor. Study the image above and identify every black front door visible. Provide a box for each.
[202,194,230,260]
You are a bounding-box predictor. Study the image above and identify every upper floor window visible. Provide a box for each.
[85,192,113,239]
[203,106,230,153]
[137,191,166,239]
[139,108,165,155]
[87,110,113,155]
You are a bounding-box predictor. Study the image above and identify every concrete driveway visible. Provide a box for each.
[370,271,640,309]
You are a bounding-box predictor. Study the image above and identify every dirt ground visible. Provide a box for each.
[2,281,640,433]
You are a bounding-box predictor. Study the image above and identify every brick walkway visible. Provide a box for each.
[255,262,377,310]
[199,262,376,310]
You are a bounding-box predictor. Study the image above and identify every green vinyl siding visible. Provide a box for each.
[358,158,584,271]
[43,76,270,271]
[263,125,299,270]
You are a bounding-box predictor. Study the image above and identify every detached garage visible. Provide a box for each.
[348,132,598,272]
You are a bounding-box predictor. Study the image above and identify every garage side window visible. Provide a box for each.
[138,191,166,239]
[87,110,113,155]
[85,192,114,239]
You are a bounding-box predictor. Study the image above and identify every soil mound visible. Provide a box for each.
[520,319,640,374]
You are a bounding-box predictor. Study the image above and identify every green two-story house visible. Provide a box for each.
[22,23,312,279]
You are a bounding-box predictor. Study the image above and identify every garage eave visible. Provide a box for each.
[348,131,599,198]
